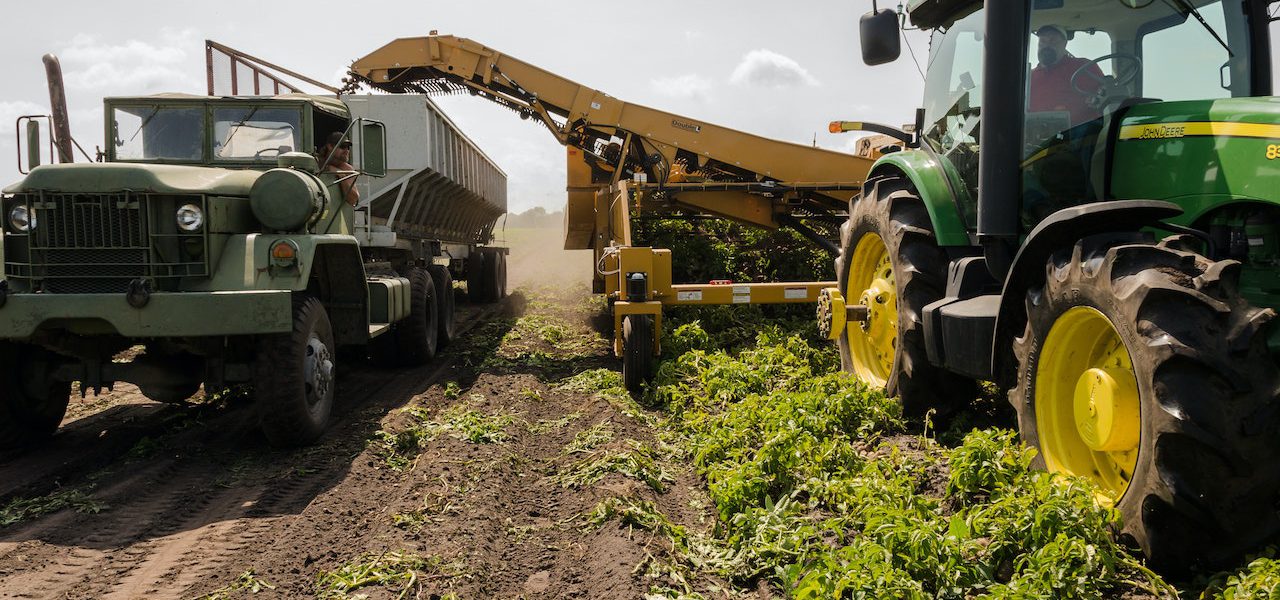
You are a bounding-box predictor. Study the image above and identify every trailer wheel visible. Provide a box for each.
[835,176,976,416]
[375,268,440,366]
[427,264,457,348]
[477,248,506,303]
[1012,236,1280,572]
[467,251,488,303]
[0,343,70,448]
[255,296,336,447]
[622,314,654,393]
[496,250,508,299]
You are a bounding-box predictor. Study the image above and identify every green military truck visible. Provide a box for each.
[1,90,509,447]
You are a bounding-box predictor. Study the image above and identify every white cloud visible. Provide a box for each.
[57,29,202,94]
[729,49,820,88]
[649,73,712,101]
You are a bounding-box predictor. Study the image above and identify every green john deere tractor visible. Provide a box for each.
[820,0,1280,572]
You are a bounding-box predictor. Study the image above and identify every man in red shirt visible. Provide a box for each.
[1029,25,1104,125]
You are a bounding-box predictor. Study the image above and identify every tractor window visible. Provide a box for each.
[1140,1,1244,100]
[920,6,986,226]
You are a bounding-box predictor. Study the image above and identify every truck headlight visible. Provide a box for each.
[176,204,204,232]
[8,205,34,232]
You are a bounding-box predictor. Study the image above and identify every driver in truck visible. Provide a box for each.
[318,131,360,206]
[1029,24,1104,125]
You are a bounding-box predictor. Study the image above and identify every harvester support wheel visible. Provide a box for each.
[622,314,655,393]
[427,264,457,348]
[0,343,70,448]
[1012,235,1280,572]
[255,296,337,447]
[835,176,976,416]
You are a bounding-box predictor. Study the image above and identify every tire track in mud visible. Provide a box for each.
[0,303,503,600]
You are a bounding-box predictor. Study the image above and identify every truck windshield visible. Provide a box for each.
[113,106,205,161]
[212,107,303,162]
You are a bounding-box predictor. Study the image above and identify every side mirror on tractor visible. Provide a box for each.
[860,7,901,66]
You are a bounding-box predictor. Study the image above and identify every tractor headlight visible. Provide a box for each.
[175,204,204,232]
[8,204,34,232]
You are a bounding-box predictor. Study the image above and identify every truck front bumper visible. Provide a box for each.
[0,290,293,338]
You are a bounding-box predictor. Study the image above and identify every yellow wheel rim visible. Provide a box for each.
[845,233,897,387]
[1035,306,1141,502]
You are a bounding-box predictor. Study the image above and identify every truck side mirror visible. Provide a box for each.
[360,120,386,177]
[25,119,42,171]
[860,8,901,66]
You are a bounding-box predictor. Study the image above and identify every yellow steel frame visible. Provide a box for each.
[350,35,871,358]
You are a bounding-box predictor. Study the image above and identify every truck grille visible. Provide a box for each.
[3,192,208,294]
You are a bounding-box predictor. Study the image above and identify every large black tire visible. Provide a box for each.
[0,343,70,448]
[467,251,488,303]
[622,314,654,393]
[374,268,440,366]
[835,176,977,416]
[255,296,336,447]
[476,248,506,303]
[427,264,457,348]
[1011,235,1280,573]
[495,250,508,299]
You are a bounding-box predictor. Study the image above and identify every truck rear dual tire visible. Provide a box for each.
[1012,236,1280,573]
[468,248,507,304]
[0,343,71,448]
[835,175,977,416]
[427,264,457,348]
[255,296,336,447]
[373,267,440,367]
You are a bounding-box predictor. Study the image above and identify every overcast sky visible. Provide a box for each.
[1,1,1276,213]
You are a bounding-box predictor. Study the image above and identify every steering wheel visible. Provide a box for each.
[1070,53,1143,96]
[253,146,287,158]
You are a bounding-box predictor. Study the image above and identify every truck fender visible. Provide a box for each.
[989,200,1183,382]
[308,240,367,347]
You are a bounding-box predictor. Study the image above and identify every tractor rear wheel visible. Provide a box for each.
[622,314,654,393]
[835,176,976,416]
[0,343,70,448]
[1012,235,1280,572]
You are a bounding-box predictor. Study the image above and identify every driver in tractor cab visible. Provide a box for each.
[1029,24,1103,126]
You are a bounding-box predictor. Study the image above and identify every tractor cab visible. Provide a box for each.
[843,0,1280,572]
[896,0,1267,232]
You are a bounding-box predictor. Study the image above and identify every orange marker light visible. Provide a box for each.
[829,121,843,134]
[271,242,296,260]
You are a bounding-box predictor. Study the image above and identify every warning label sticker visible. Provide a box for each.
[677,291,703,302]
[784,287,808,300]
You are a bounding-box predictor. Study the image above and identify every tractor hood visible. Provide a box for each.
[2,163,262,196]
[1111,97,1280,214]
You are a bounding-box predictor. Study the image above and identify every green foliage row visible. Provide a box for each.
[646,322,1174,598]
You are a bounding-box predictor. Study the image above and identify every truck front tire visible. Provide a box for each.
[255,296,336,447]
[0,343,70,448]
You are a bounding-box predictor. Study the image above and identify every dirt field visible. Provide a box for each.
[0,228,722,599]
